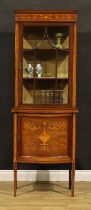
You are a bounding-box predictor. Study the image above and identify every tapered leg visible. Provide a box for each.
[14,162,17,197]
[69,169,71,190]
[71,162,75,197]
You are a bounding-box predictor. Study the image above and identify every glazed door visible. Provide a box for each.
[18,23,73,107]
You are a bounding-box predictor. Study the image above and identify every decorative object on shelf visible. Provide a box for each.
[55,33,63,49]
[35,62,43,78]
[25,62,33,77]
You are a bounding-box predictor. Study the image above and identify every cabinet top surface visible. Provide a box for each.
[14,10,78,14]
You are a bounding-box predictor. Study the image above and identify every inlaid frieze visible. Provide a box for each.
[15,13,77,22]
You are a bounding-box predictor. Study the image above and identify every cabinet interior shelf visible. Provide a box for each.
[23,48,69,53]
[23,77,68,80]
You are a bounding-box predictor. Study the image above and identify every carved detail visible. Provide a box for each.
[15,13,77,22]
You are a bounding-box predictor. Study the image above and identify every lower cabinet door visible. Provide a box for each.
[17,115,72,160]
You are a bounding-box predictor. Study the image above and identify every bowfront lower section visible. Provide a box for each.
[16,114,73,164]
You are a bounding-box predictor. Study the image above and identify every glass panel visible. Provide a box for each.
[35,79,56,104]
[57,51,69,79]
[57,80,68,104]
[57,50,69,104]
[23,80,34,104]
[22,25,69,105]
[34,50,56,78]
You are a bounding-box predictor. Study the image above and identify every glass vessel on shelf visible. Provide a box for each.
[35,62,43,78]
[55,33,63,49]
[25,62,33,78]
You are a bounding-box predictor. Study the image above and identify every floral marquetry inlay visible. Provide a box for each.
[21,117,68,155]
[23,121,41,130]
[15,13,77,22]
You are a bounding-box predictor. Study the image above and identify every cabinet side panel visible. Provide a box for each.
[72,23,77,107]
[13,114,17,162]
[72,114,76,162]
[15,23,19,107]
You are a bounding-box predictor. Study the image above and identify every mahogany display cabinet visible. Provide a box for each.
[12,10,78,196]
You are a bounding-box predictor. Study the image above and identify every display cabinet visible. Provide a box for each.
[12,10,78,196]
